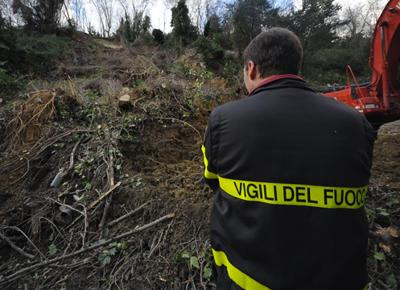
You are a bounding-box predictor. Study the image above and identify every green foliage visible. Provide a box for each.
[194,36,224,69]
[287,0,342,52]
[0,29,71,75]
[152,29,165,44]
[141,15,151,34]
[222,58,242,85]
[171,0,198,47]
[117,13,152,43]
[174,57,213,81]
[195,14,228,70]
[98,247,117,267]
[305,47,369,84]
[98,242,126,267]
[228,0,279,53]
[64,18,78,36]
[84,90,101,102]
[13,34,71,74]
[180,249,213,282]
[12,0,65,33]
[0,69,24,97]
[374,251,385,261]
[48,243,58,256]
[204,14,222,38]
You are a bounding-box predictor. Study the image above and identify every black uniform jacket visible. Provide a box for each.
[202,75,375,290]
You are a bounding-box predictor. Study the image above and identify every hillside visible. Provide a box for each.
[0,36,399,289]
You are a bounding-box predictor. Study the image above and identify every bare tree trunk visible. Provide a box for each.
[90,0,115,37]
[68,0,86,30]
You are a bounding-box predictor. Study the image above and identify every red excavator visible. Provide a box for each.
[323,0,400,128]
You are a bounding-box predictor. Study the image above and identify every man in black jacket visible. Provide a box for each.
[202,27,375,290]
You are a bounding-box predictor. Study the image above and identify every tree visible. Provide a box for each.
[12,0,65,33]
[341,1,385,42]
[119,0,150,18]
[0,9,4,30]
[171,0,198,46]
[0,0,16,26]
[116,0,151,42]
[90,0,115,37]
[228,0,279,53]
[204,13,221,38]
[68,0,86,31]
[117,12,151,43]
[164,0,177,31]
[152,28,165,44]
[287,0,342,52]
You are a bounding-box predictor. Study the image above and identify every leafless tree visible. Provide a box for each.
[187,0,223,32]
[117,0,151,40]
[118,0,151,18]
[90,0,115,37]
[66,0,86,30]
[0,0,16,25]
[342,0,386,38]
[12,0,65,32]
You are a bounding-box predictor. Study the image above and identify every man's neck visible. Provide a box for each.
[249,74,303,95]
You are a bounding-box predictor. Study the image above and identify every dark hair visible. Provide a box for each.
[243,27,303,77]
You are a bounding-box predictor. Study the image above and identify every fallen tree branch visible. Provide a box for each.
[0,213,175,284]
[1,226,46,259]
[107,200,152,227]
[50,139,81,188]
[68,140,81,171]
[47,197,84,216]
[0,232,35,260]
[99,146,115,238]
[88,181,121,210]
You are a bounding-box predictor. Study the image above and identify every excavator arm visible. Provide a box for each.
[324,0,400,126]
[370,0,400,109]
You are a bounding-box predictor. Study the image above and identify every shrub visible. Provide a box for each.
[0,69,24,98]
[7,33,71,74]
[152,29,165,45]
[194,36,224,69]
[304,48,369,84]
[171,0,198,46]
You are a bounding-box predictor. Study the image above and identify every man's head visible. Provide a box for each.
[243,27,303,93]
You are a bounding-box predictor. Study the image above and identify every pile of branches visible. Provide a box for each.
[1,80,399,289]
[0,89,202,289]
[0,55,239,288]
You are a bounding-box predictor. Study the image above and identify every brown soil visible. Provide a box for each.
[371,121,400,189]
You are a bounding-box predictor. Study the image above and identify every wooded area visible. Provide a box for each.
[0,0,385,87]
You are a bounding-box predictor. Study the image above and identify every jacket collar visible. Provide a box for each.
[249,74,312,96]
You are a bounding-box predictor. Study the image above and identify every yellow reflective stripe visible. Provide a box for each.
[201,145,218,179]
[218,176,367,209]
[213,248,370,290]
[212,249,271,290]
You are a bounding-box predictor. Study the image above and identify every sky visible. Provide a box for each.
[150,0,173,32]
[79,0,386,34]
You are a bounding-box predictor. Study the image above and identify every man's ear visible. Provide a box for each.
[247,60,257,80]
